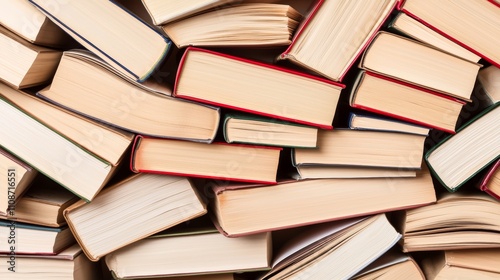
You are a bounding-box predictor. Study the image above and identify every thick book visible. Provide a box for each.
[209,167,436,237]
[63,174,207,261]
[261,214,401,280]
[477,65,500,106]
[0,148,37,216]
[141,0,237,25]
[37,50,220,143]
[29,0,172,82]
[425,103,500,192]
[478,159,500,200]
[352,248,424,280]
[0,243,101,279]
[174,47,345,129]
[131,135,281,184]
[0,220,75,255]
[389,12,481,63]
[0,0,74,48]
[400,0,500,68]
[278,0,397,82]
[0,175,78,227]
[223,113,318,148]
[0,83,118,202]
[0,25,61,89]
[105,227,271,279]
[350,71,466,134]
[399,193,500,252]
[348,112,430,136]
[1,78,134,166]
[420,249,500,279]
[292,129,426,170]
[162,3,302,48]
[360,31,481,102]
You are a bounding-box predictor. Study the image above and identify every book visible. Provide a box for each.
[0,243,101,279]
[223,113,318,148]
[174,47,345,129]
[0,25,62,89]
[350,71,466,134]
[0,175,78,227]
[105,227,271,279]
[141,0,237,25]
[261,214,401,280]
[400,192,500,252]
[29,0,171,82]
[0,0,73,48]
[162,3,302,48]
[348,112,430,136]
[37,50,220,143]
[278,0,398,81]
[0,221,75,255]
[400,0,500,68]
[477,65,500,106]
[352,248,424,280]
[425,103,500,192]
[389,12,481,63]
[0,77,134,166]
[292,129,426,169]
[209,167,436,237]
[131,136,282,184]
[0,148,37,216]
[63,174,207,261]
[0,82,117,202]
[360,31,481,102]
[420,248,500,279]
[479,160,500,200]
[293,165,417,180]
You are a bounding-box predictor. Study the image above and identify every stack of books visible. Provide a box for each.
[0,0,499,279]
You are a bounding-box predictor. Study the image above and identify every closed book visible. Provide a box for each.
[174,47,344,129]
[350,71,465,134]
[0,148,37,216]
[37,50,220,143]
[162,3,302,48]
[0,176,78,227]
[359,31,481,102]
[348,112,430,136]
[209,166,436,237]
[400,193,500,252]
[0,220,75,255]
[400,0,500,68]
[105,227,271,279]
[0,243,100,279]
[425,103,500,192]
[478,159,500,200]
[223,113,318,148]
[0,0,74,48]
[63,174,207,261]
[0,25,61,89]
[29,0,171,82]
[0,83,117,202]
[278,0,397,82]
[131,135,281,184]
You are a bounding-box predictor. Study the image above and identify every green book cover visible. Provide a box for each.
[425,103,500,192]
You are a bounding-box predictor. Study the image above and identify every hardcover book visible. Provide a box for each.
[174,47,344,129]
[29,0,172,81]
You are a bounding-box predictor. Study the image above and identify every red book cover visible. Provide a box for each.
[174,46,345,130]
[130,135,282,184]
[350,71,466,134]
[400,0,500,68]
[279,0,398,82]
[479,159,500,200]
